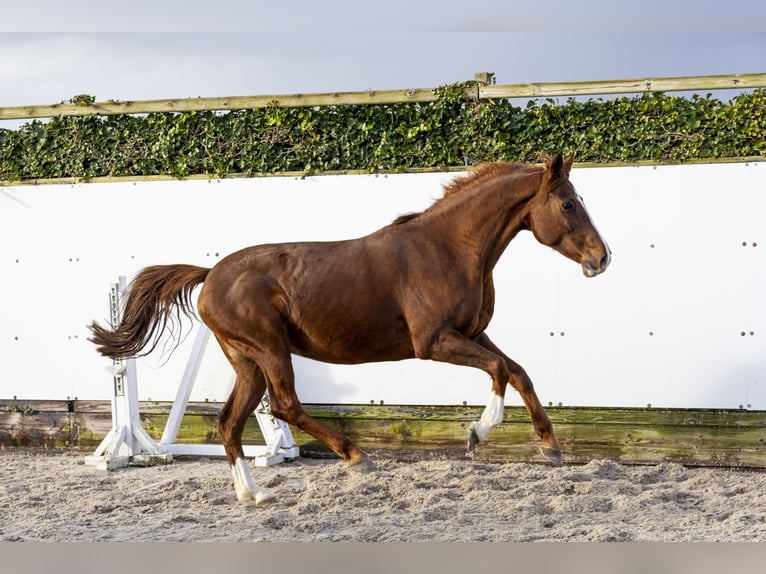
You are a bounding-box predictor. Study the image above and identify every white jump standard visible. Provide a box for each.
[86,277,299,473]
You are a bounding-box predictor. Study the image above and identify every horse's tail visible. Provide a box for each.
[88,264,211,360]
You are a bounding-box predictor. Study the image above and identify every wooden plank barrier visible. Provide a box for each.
[1,73,765,121]
[2,399,765,468]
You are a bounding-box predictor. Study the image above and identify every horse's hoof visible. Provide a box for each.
[236,487,276,505]
[255,490,277,506]
[466,427,480,456]
[349,457,376,473]
[540,447,563,466]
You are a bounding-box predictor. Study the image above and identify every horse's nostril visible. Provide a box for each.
[599,254,609,270]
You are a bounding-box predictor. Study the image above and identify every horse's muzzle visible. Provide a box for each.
[582,249,611,278]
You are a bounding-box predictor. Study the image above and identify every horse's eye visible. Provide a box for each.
[561,200,575,212]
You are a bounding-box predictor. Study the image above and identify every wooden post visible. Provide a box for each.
[473,72,495,85]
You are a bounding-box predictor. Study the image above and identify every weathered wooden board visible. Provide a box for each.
[2,400,764,468]
[2,73,764,120]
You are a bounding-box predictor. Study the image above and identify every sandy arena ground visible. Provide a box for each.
[2,450,765,542]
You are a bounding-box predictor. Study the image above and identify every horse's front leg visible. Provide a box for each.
[467,391,505,452]
[473,333,561,464]
[414,329,513,449]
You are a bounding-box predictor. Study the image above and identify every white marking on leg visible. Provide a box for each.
[469,393,505,442]
[231,457,275,505]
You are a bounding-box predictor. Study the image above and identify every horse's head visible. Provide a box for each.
[525,152,611,277]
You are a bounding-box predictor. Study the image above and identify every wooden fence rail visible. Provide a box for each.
[2,399,764,468]
[1,73,765,122]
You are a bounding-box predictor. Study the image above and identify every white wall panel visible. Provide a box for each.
[1,163,764,409]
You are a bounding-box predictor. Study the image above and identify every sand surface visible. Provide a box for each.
[2,450,765,542]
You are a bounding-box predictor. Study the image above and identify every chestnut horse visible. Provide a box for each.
[89,152,610,505]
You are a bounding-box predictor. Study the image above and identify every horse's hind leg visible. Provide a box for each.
[270,383,376,472]
[230,338,374,471]
[217,343,276,505]
[269,355,375,471]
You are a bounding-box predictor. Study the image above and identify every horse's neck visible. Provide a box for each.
[431,174,537,273]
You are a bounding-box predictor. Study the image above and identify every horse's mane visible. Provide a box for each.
[390,212,421,225]
[390,161,541,225]
[442,161,541,197]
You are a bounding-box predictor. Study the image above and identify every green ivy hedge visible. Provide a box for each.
[1,83,764,182]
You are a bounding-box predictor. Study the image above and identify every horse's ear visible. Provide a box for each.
[564,152,575,176]
[544,152,573,181]
[544,152,565,179]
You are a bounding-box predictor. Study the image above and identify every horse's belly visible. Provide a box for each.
[287,321,415,365]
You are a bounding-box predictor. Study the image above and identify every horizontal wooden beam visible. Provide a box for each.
[2,399,765,468]
[0,87,442,121]
[478,72,766,99]
[1,73,764,121]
